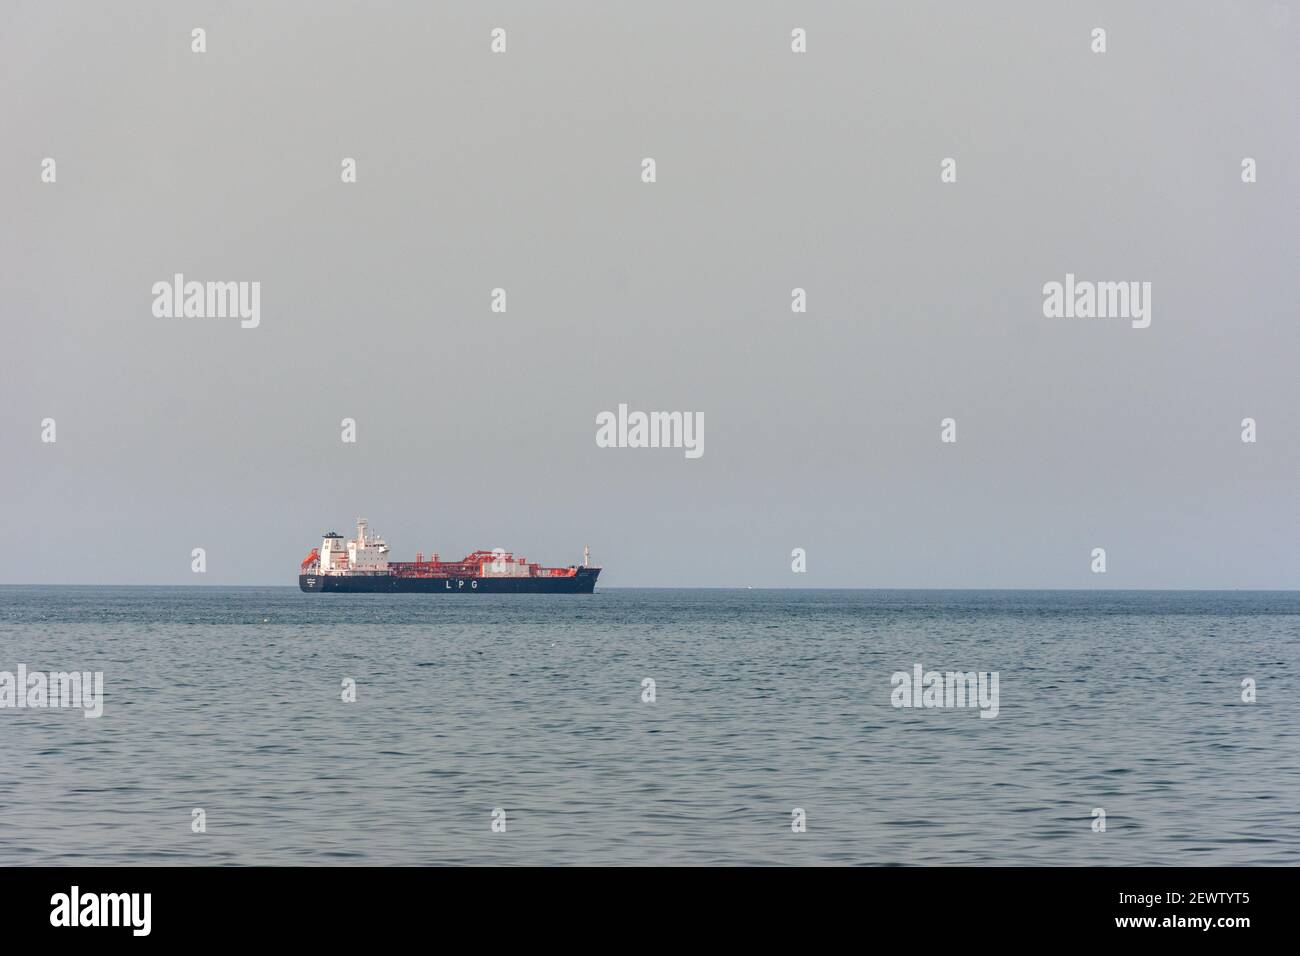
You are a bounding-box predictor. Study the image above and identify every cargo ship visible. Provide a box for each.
[298,519,600,593]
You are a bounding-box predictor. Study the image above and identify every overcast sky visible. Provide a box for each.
[2,1,1298,587]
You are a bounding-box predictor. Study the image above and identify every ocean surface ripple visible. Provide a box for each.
[1,587,1297,866]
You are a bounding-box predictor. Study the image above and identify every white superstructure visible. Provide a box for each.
[348,518,389,571]
[315,519,389,574]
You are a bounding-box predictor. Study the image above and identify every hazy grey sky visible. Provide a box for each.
[3,1,1298,586]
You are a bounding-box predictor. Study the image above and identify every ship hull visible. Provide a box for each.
[299,568,599,593]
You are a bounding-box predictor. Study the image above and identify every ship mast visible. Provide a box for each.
[584,545,590,568]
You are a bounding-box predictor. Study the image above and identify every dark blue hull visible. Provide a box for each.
[299,568,599,593]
